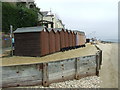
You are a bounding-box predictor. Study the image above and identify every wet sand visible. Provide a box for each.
[1,44,98,66]
[97,43,118,88]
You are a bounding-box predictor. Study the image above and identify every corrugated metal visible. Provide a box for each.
[49,29,56,54]
[40,30,49,56]
[14,26,46,33]
[55,31,60,52]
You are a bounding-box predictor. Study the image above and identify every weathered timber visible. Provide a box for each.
[42,63,49,87]
[75,58,80,80]
[1,51,102,88]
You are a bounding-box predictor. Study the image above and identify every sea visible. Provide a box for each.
[102,39,119,43]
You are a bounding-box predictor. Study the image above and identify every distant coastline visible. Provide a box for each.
[102,39,119,43]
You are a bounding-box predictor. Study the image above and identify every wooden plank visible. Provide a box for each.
[75,58,80,80]
[42,63,49,87]
[2,80,42,88]
[48,59,75,83]
[2,75,42,83]
[14,32,41,57]
[100,50,102,66]
[96,53,99,76]
[2,64,43,88]
[80,67,96,73]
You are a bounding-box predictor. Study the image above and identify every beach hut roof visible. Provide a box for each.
[54,28,66,32]
[47,28,56,33]
[65,29,69,33]
[73,31,77,34]
[67,30,73,33]
[13,26,47,33]
[74,30,85,35]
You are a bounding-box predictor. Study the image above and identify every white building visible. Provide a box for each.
[38,11,65,28]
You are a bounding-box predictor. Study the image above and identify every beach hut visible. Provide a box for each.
[54,30,60,52]
[72,31,76,48]
[68,30,73,48]
[40,28,49,56]
[80,32,86,46]
[14,26,49,57]
[75,31,86,47]
[54,28,66,50]
[48,28,56,54]
[75,31,80,46]
[86,38,90,43]
[64,30,69,49]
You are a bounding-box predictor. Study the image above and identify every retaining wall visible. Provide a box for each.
[1,50,102,88]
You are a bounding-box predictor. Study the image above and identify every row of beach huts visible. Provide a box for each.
[13,26,86,57]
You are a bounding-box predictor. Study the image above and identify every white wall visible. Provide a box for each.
[42,14,64,28]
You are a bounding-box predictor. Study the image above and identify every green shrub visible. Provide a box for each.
[2,2,38,33]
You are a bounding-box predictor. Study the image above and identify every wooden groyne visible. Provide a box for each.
[1,50,102,88]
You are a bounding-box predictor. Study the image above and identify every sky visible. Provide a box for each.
[34,0,119,40]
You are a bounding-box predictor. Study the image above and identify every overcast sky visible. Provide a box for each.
[35,0,119,40]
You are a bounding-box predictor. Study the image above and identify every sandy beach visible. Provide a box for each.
[1,44,98,66]
[97,43,118,88]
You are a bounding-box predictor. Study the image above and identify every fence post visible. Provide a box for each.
[98,51,101,70]
[96,52,99,76]
[100,50,102,65]
[75,58,80,80]
[42,63,49,87]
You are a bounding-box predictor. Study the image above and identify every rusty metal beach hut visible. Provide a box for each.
[48,28,56,54]
[14,26,49,57]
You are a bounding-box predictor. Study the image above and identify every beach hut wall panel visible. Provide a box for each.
[68,31,73,47]
[40,30,49,56]
[14,26,49,57]
[79,34,82,45]
[49,29,56,54]
[58,29,65,49]
[55,31,60,52]
[14,32,41,56]
[76,32,80,46]
[65,30,69,48]
[72,32,76,47]
[79,32,85,45]
[75,31,86,46]
[83,35,86,44]
[80,34,86,45]
[76,33,78,46]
